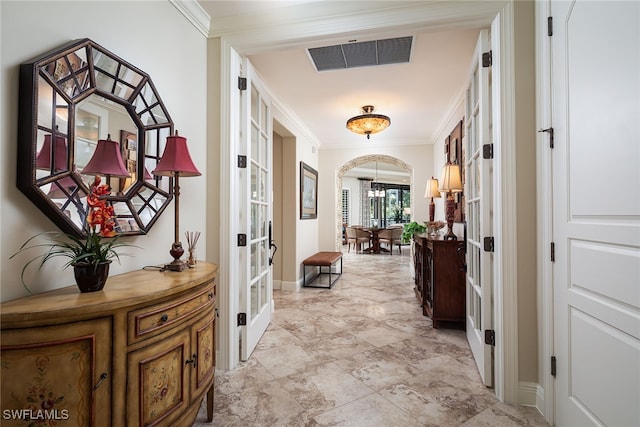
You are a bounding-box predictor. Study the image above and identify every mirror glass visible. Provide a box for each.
[18,39,174,237]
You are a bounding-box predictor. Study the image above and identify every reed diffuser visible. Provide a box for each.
[185,231,201,267]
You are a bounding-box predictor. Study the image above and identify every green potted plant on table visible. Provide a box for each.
[402,221,427,243]
[11,176,135,293]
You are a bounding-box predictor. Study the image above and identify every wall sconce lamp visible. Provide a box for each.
[80,134,130,190]
[439,163,463,240]
[424,177,441,222]
[152,131,201,272]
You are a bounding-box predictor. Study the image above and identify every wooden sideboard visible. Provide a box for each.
[1,262,218,427]
[413,234,466,328]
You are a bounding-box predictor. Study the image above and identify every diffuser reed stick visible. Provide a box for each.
[185,231,200,267]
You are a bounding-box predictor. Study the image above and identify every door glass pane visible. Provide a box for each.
[259,134,267,166]
[251,203,258,239]
[261,99,268,128]
[259,169,267,202]
[260,205,267,238]
[251,164,258,201]
[250,243,258,279]
[260,276,267,310]
[250,84,258,121]
[251,124,259,162]
[250,281,258,317]
[261,239,268,273]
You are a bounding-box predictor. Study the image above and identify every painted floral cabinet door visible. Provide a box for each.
[191,313,216,399]
[127,329,191,427]
[1,318,112,426]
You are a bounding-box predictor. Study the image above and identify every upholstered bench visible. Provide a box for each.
[303,251,343,288]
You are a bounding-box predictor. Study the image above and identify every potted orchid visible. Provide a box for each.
[11,176,136,293]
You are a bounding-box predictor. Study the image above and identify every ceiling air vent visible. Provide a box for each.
[308,36,413,72]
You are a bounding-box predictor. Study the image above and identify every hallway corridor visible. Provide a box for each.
[195,248,549,426]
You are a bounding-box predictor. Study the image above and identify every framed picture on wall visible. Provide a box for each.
[300,161,318,219]
[444,119,465,222]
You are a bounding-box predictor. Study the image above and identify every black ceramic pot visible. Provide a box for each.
[72,260,112,293]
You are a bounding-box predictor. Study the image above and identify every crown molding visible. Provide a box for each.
[206,1,503,54]
[169,0,211,37]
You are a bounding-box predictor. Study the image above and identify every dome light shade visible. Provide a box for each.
[346,105,390,139]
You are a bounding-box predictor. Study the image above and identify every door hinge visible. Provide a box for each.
[538,127,554,149]
[483,143,494,159]
[485,329,496,346]
[550,242,555,262]
[237,155,247,168]
[482,50,492,67]
[238,76,247,91]
[551,355,557,376]
[237,312,247,326]
[483,237,495,252]
[547,16,553,37]
[237,233,247,246]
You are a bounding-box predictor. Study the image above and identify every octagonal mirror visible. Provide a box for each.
[18,38,173,237]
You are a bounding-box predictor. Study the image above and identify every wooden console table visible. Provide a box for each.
[413,234,466,328]
[1,262,218,426]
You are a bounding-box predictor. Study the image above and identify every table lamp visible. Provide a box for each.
[439,163,463,240]
[152,131,201,271]
[424,177,441,222]
[80,134,130,190]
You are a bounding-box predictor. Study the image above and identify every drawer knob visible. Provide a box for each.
[160,314,169,323]
[207,292,213,300]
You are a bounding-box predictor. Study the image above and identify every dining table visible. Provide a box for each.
[363,227,389,254]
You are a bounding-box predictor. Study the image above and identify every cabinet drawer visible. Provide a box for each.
[128,281,215,344]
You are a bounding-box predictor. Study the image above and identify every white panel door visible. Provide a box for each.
[239,60,273,361]
[464,29,494,388]
[551,1,640,425]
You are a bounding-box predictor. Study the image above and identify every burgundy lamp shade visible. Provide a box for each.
[48,175,78,199]
[36,134,68,171]
[152,133,201,177]
[81,137,130,177]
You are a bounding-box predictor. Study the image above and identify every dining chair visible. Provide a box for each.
[379,227,404,254]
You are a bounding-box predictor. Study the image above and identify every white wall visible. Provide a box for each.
[271,102,320,285]
[1,1,207,301]
[342,176,360,226]
[318,144,434,251]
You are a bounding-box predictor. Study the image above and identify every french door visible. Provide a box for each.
[239,60,273,360]
[464,28,494,387]
[550,1,640,424]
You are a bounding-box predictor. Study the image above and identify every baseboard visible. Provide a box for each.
[518,381,539,406]
[518,381,545,416]
[280,280,299,292]
[535,383,545,416]
[273,279,282,290]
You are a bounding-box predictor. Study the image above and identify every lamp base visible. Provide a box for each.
[443,228,457,241]
[165,242,187,272]
[444,193,457,241]
[164,259,188,272]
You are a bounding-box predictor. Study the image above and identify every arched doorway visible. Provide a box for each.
[334,154,413,250]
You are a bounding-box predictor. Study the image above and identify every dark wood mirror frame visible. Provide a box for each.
[18,38,174,238]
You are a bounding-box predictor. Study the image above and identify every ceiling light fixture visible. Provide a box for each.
[346,105,390,140]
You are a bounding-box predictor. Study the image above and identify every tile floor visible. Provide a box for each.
[194,246,550,426]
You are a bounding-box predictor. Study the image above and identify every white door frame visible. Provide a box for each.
[217,39,242,370]
[215,6,521,406]
[490,1,519,404]
[535,1,555,421]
